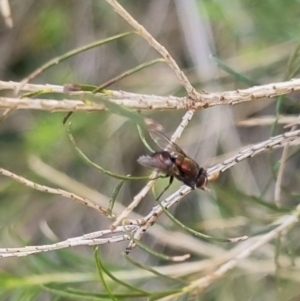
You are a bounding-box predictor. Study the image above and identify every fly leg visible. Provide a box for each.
[152,174,170,181]
[156,176,174,201]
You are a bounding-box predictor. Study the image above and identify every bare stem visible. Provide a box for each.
[274,115,300,206]
[0,168,110,216]
[1,79,300,111]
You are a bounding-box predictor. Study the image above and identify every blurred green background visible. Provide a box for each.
[1,0,300,300]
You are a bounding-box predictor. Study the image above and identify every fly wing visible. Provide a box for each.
[137,153,181,176]
[149,130,188,158]
[137,155,166,171]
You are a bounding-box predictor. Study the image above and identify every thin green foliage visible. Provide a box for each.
[42,285,106,300]
[122,222,189,261]
[64,78,163,159]
[66,122,152,181]
[91,98,163,156]
[137,124,155,153]
[21,31,136,85]
[93,58,165,93]
[124,254,187,285]
[157,199,244,243]
[90,95,147,128]
[271,43,299,134]
[287,229,297,267]
[107,179,126,217]
[211,55,259,86]
[148,288,183,301]
[151,187,245,243]
[63,59,165,94]
[247,195,290,213]
[11,288,40,301]
[0,271,97,289]
[274,236,282,292]
[94,247,118,301]
[126,234,189,262]
[63,58,166,123]
[226,187,291,213]
[45,284,149,299]
[21,88,56,98]
[285,42,300,79]
[90,250,154,299]
[93,253,150,295]
[67,287,149,299]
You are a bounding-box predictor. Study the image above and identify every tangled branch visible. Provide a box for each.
[1,128,299,257]
[1,0,300,297]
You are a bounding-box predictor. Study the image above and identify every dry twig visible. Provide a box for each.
[0,168,109,216]
[1,78,300,111]
[274,115,300,206]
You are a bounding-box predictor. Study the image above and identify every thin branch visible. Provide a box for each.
[0,168,110,216]
[0,0,13,28]
[274,149,289,207]
[208,128,300,175]
[0,96,105,112]
[1,79,300,111]
[0,108,14,124]
[237,115,300,127]
[274,115,300,206]
[171,110,195,141]
[110,177,157,230]
[0,226,137,258]
[0,81,64,92]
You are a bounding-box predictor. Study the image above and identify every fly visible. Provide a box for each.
[138,130,208,199]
